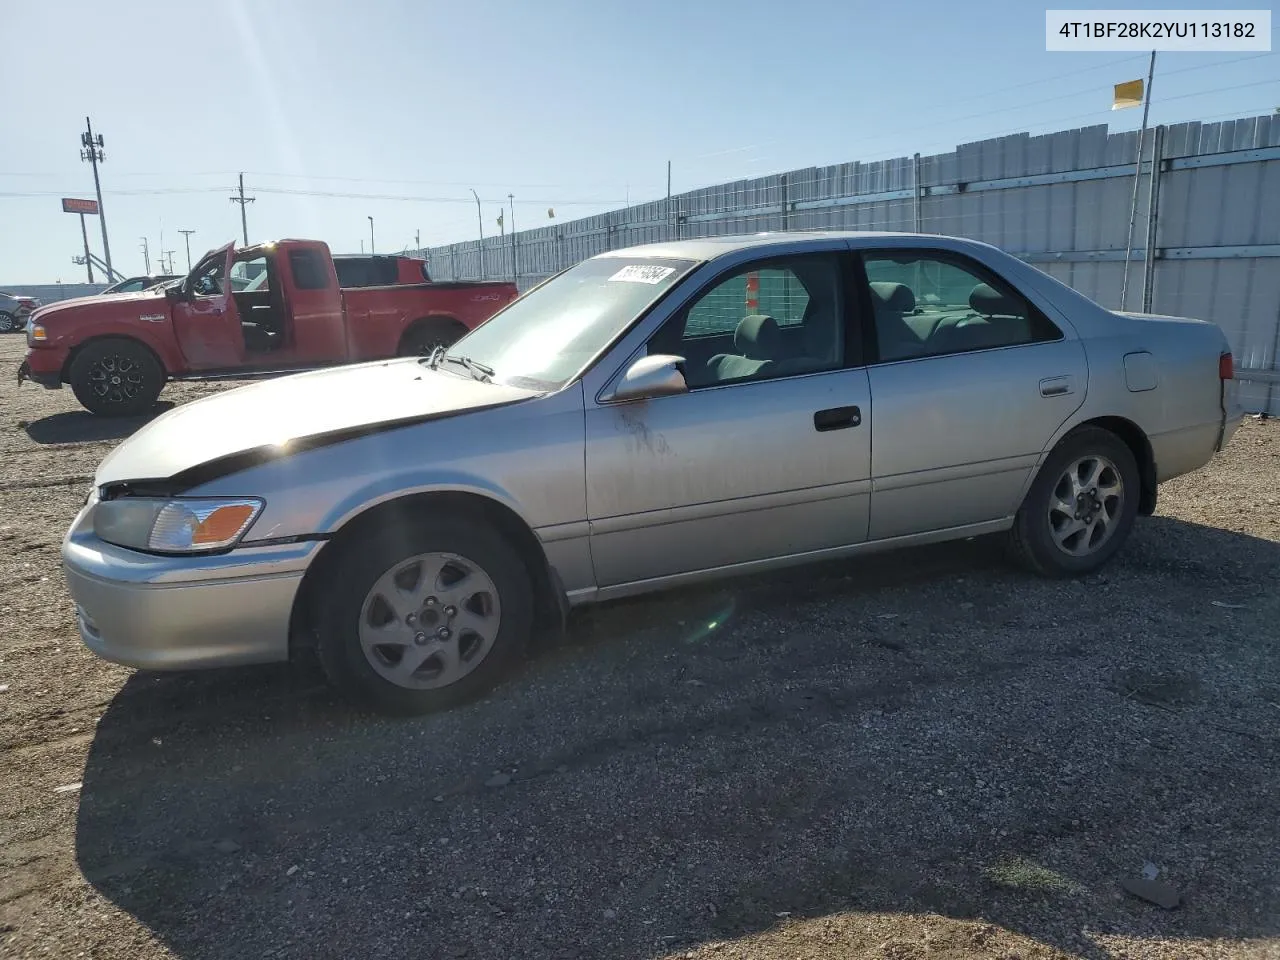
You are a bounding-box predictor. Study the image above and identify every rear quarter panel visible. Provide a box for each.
[1065,312,1230,482]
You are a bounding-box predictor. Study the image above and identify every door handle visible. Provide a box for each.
[813,405,861,432]
[1039,376,1073,398]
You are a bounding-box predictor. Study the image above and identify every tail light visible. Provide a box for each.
[1219,352,1234,380]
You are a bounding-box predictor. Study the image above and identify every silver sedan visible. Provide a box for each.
[63,232,1243,713]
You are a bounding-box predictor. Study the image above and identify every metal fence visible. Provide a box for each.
[423,112,1280,415]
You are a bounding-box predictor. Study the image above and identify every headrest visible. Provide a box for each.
[734,314,781,358]
[868,281,915,313]
[969,282,1021,317]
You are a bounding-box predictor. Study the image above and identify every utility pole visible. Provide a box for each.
[178,229,196,270]
[80,117,113,280]
[469,188,485,278]
[368,215,375,255]
[230,172,255,246]
[163,250,176,274]
[139,237,151,274]
[508,193,517,284]
[415,229,420,253]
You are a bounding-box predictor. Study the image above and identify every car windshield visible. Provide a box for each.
[441,256,696,390]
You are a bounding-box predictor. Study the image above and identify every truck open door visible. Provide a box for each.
[171,242,244,370]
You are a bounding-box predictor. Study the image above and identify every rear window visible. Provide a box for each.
[289,249,330,290]
[333,256,399,287]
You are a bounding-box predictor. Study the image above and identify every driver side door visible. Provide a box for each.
[172,242,244,370]
[584,251,873,588]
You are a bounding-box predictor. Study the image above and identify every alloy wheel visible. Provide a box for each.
[1047,455,1124,556]
[87,354,147,406]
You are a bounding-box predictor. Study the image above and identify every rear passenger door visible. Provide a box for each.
[855,248,1087,540]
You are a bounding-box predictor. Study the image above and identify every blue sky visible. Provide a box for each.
[1,0,1276,283]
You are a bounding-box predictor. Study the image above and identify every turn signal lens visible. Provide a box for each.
[1219,352,1234,380]
[29,324,47,342]
[150,499,263,552]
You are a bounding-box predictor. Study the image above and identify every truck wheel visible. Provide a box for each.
[1008,426,1139,577]
[398,318,466,357]
[0,311,18,333]
[68,338,165,417]
[315,514,533,715]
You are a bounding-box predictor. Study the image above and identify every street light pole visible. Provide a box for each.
[368,216,375,255]
[469,188,486,279]
[139,237,151,274]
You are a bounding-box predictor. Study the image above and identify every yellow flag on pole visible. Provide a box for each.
[1113,79,1144,110]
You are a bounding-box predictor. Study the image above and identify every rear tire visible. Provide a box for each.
[68,338,165,417]
[315,514,533,715]
[1008,426,1139,577]
[398,318,466,357]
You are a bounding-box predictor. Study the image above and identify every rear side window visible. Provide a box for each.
[861,251,1061,363]
[333,256,398,287]
[289,249,330,290]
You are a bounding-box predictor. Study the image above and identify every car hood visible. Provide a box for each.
[32,288,165,321]
[95,358,541,487]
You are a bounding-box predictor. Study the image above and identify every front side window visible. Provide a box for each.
[653,255,845,389]
[230,256,269,293]
[862,251,1061,363]
[190,257,227,297]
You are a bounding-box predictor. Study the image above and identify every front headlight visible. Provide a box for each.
[93,497,264,554]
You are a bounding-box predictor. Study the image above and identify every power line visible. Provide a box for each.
[1156,77,1280,105]
[252,185,628,205]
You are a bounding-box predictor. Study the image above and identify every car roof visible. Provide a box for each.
[596,231,984,262]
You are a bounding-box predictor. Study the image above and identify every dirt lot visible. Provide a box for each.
[1,331,1278,960]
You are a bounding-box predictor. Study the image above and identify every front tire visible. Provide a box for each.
[0,311,18,333]
[1009,426,1139,577]
[315,514,534,715]
[68,338,165,417]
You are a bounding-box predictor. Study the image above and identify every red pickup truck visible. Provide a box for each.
[18,239,518,416]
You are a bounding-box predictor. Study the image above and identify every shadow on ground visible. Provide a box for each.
[23,402,173,444]
[75,521,1280,959]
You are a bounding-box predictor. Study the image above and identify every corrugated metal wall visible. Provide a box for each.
[423,113,1280,414]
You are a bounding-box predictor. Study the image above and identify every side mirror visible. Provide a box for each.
[608,354,688,402]
[164,284,181,302]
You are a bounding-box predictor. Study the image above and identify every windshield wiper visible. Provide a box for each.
[420,345,446,369]
[442,354,494,382]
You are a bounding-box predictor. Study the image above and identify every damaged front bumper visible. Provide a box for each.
[17,359,62,390]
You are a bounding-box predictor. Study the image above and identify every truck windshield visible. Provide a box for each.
[442,256,696,390]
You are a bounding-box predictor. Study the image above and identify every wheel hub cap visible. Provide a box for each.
[358,552,501,690]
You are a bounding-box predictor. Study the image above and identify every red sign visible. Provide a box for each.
[62,198,100,215]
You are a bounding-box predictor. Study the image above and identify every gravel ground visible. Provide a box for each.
[1,332,1278,960]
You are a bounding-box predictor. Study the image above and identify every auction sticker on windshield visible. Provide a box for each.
[608,264,677,284]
